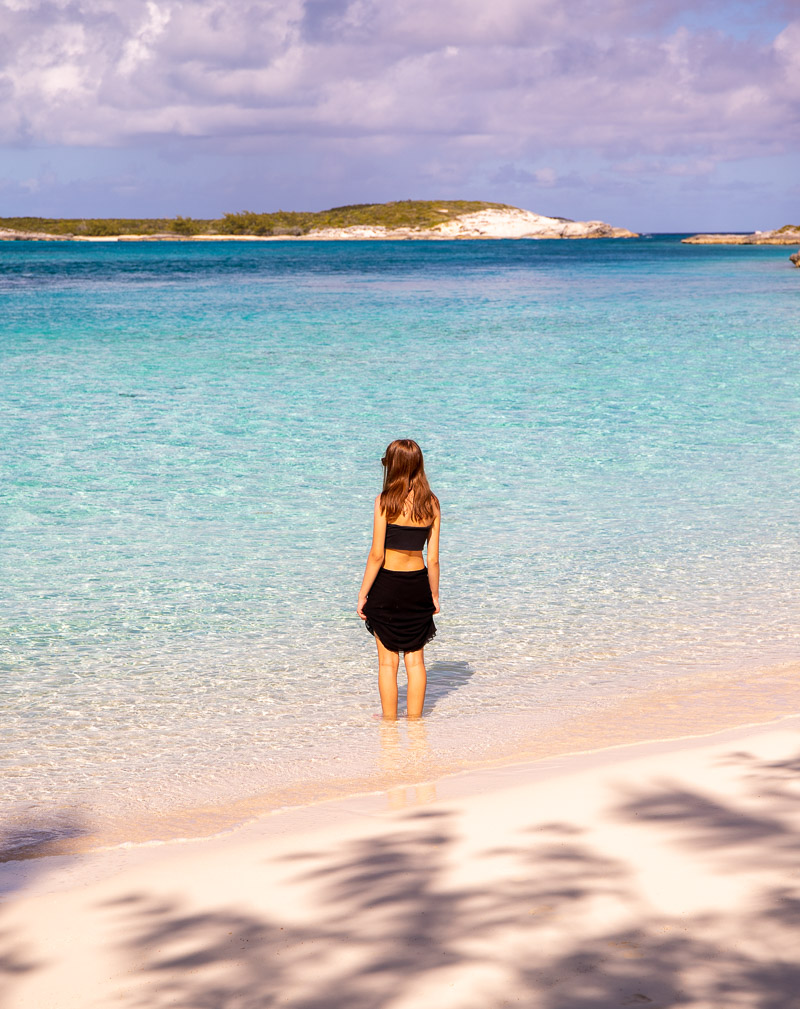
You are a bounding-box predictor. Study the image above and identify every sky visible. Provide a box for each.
[1,0,797,231]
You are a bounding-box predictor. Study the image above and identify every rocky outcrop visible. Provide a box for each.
[790,251,800,267]
[0,227,69,241]
[307,208,637,240]
[683,228,800,245]
[429,208,636,239]
[115,233,191,242]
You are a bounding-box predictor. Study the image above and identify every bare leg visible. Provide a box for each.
[403,647,427,719]
[375,635,400,720]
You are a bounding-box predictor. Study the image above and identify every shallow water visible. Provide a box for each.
[2,237,799,850]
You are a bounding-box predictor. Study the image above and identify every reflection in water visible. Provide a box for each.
[378,721,436,810]
[377,659,472,809]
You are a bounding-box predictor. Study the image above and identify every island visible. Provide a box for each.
[0,200,637,242]
[682,226,800,246]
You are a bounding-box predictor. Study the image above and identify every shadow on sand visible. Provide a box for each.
[0,811,90,1004]
[4,747,800,1007]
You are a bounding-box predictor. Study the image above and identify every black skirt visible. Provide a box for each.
[363,567,437,653]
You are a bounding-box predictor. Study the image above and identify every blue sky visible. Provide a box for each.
[1,0,797,231]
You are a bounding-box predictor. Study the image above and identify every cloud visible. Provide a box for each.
[0,0,796,224]
[491,164,582,189]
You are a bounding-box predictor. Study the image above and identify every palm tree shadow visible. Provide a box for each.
[11,757,800,1009]
[0,813,88,1003]
[101,784,800,1009]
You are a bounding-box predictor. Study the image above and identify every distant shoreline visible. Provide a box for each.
[0,231,637,243]
[682,227,800,246]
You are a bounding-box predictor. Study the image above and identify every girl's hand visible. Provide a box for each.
[432,595,440,614]
[357,595,368,619]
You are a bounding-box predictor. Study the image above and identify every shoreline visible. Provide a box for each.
[5,656,800,862]
[4,708,799,877]
[0,232,636,243]
[3,709,800,1007]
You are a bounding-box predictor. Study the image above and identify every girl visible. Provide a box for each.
[357,440,441,720]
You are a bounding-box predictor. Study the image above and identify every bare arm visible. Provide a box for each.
[427,506,441,614]
[357,496,387,619]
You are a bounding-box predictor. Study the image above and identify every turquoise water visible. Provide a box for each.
[2,237,799,845]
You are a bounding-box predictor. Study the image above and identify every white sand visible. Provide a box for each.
[3,717,800,1008]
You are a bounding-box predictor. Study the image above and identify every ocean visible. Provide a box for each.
[2,236,799,853]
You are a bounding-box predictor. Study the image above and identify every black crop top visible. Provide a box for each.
[385,523,430,551]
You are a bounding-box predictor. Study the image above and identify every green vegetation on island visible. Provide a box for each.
[0,215,215,237]
[0,201,513,238]
[217,200,511,235]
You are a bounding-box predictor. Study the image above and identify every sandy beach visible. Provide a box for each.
[3,707,800,1009]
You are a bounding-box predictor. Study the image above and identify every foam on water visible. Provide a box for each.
[2,237,798,850]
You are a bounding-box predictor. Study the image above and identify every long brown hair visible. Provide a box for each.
[379,439,439,523]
